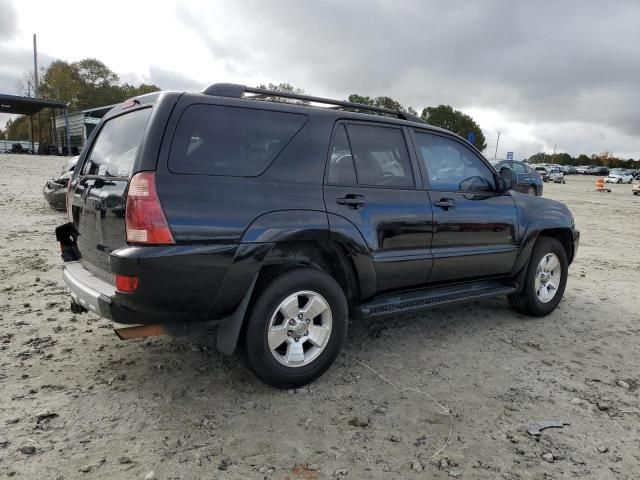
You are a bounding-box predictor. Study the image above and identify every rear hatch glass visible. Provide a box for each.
[71,107,152,279]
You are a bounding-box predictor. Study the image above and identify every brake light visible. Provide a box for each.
[115,274,138,293]
[125,172,175,244]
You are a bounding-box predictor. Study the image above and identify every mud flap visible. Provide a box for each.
[216,274,258,356]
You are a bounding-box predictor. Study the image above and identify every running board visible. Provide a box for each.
[355,280,517,319]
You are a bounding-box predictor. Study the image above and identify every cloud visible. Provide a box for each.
[0,0,17,41]
[177,0,640,155]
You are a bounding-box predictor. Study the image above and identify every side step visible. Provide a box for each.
[355,280,517,319]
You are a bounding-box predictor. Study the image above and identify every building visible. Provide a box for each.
[54,104,114,154]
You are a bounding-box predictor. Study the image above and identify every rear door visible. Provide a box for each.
[70,107,152,278]
[323,122,433,293]
[411,130,519,284]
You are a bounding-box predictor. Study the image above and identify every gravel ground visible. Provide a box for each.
[0,154,639,480]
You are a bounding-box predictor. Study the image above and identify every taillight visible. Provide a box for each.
[115,274,138,293]
[125,172,175,244]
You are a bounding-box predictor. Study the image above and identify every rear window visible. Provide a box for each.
[168,104,307,176]
[82,108,152,177]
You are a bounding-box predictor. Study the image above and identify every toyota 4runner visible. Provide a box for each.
[56,84,579,388]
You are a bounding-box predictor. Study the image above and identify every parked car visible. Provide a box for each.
[493,160,543,195]
[605,169,634,184]
[55,84,579,388]
[548,168,566,184]
[42,156,79,210]
[576,166,589,174]
[633,176,640,195]
[563,166,578,175]
[585,166,609,175]
[534,166,549,182]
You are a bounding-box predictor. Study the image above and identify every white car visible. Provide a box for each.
[605,170,634,184]
[548,168,565,184]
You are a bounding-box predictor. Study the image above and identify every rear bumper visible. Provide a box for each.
[63,261,114,319]
[60,242,273,325]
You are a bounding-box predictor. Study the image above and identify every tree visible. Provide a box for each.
[4,58,162,144]
[421,105,487,151]
[256,82,308,104]
[39,60,83,110]
[347,94,416,114]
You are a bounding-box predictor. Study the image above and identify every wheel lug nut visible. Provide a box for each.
[289,319,296,326]
[287,331,292,336]
[305,319,310,324]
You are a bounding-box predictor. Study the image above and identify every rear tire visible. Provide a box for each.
[508,237,568,317]
[245,268,348,388]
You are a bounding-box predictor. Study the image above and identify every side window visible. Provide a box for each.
[326,125,357,185]
[510,162,527,174]
[414,132,496,192]
[169,104,307,176]
[346,124,414,188]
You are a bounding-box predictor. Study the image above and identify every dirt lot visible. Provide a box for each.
[0,154,639,480]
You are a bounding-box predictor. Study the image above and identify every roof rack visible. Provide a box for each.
[201,83,425,124]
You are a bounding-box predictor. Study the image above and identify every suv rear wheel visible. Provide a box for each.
[508,237,568,316]
[245,268,348,388]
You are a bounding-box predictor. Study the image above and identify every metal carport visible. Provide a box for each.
[0,93,72,155]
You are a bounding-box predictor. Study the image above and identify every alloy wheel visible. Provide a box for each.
[267,290,333,367]
[534,253,561,303]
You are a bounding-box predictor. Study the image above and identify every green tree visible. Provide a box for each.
[256,82,308,104]
[347,94,417,114]
[4,58,162,144]
[421,105,487,151]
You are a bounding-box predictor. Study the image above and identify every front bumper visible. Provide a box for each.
[62,261,114,319]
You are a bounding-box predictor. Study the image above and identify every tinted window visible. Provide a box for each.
[414,132,495,191]
[346,125,413,187]
[510,162,528,174]
[497,161,527,174]
[327,125,357,185]
[82,108,152,177]
[169,104,307,176]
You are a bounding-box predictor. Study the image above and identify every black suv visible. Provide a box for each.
[56,84,579,388]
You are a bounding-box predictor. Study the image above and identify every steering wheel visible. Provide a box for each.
[370,171,396,185]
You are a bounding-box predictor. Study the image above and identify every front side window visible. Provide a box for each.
[83,108,152,177]
[345,124,414,188]
[414,132,495,192]
[169,104,307,176]
[498,161,527,174]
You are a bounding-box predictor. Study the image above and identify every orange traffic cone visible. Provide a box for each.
[595,177,610,192]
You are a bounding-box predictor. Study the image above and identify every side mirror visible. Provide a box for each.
[498,167,517,192]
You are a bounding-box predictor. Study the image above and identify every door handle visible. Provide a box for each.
[434,198,455,209]
[337,194,366,208]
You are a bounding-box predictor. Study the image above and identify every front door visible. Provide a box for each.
[412,130,519,284]
[323,122,433,293]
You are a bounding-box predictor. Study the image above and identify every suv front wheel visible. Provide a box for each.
[508,237,568,316]
[245,268,348,388]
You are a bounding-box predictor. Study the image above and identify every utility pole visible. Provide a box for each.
[32,34,39,97]
[552,144,557,163]
[493,131,501,159]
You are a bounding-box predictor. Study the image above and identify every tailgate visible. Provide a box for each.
[69,107,152,279]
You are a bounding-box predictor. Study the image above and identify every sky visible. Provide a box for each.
[1,0,639,160]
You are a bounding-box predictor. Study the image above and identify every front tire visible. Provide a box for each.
[527,186,536,196]
[245,268,348,388]
[508,237,568,317]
